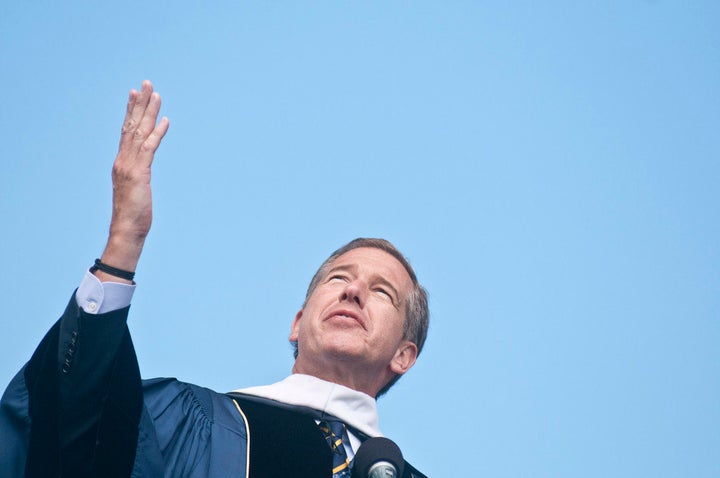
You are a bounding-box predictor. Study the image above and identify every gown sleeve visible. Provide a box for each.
[0,293,248,478]
[0,292,141,477]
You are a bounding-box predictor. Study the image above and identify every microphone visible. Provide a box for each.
[352,437,405,478]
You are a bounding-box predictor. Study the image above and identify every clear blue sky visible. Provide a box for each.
[1,2,718,477]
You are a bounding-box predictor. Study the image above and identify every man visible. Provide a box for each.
[0,81,429,478]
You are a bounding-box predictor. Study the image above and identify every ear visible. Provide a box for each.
[289,309,303,342]
[389,340,418,376]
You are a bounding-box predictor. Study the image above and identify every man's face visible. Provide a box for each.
[289,247,418,395]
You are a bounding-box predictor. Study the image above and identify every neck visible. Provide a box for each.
[291,360,391,398]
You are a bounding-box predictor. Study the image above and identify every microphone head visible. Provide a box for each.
[352,437,405,478]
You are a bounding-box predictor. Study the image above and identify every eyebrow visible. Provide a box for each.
[326,263,357,278]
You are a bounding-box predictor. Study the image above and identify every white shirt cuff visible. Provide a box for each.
[75,270,135,314]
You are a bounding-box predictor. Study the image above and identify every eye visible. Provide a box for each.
[328,274,348,282]
[374,287,392,300]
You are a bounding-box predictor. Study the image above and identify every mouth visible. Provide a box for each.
[325,309,366,330]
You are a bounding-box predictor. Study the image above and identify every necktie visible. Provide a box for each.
[318,420,352,478]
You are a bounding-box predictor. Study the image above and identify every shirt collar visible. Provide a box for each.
[233,374,382,438]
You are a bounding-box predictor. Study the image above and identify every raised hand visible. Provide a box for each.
[95,81,169,283]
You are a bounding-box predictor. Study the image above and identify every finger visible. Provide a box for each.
[119,88,139,150]
[120,81,154,152]
[134,80,154,117]
[129,80,154,138]
[137,116,170,165]
[134,92,163,149]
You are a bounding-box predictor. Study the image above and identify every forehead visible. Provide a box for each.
[328,247,413,291]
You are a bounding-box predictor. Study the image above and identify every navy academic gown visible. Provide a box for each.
[0,294,426,478]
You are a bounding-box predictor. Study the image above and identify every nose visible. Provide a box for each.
[340,280,366,308]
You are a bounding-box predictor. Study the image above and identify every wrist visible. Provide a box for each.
[96,233,145,283]
[90,258,135,282]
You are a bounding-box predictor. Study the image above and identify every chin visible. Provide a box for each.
[324,341,366,361]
